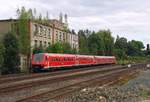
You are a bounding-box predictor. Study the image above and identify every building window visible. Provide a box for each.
[40,41,42,47]
[48,42,50,47]
[40,26,43,35]
[63,33,65,41]
[59,32,62,41]
[44,28,46,37]
[48,29,51,38]
[38,26,40,34]
[56,31,58,41]
[44,41,47,47]
[34,40,37,47]
[34,24,38,36]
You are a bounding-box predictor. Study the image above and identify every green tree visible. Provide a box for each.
[127,40,144,56]
[97,30,114,56]
[16,7,30,55]
[72,48,77,54]
[78,30,89,54]
[0,43,4,74]
[62,42,72,54]
[51,42,63,53]
[2,33,20,74]
[84,29,92,37]
[114,49,126,60]
[33,46,45,54]
[45,44,51,53]
[115,35,128,52]
[39,13,42,21]
[114,36,128,59]
[16,7,33,72]
[88,33,105,55]
[28,8,34,20]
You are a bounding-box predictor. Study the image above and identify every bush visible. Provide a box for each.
[2,33,20,74]
[0,43,4,74]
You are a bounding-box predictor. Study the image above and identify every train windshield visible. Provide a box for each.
[34,54,43,62]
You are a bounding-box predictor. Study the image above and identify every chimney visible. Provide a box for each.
[64,14,68,24]
[59,13,63,23]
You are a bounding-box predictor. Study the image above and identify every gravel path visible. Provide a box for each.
[65,70,150,102]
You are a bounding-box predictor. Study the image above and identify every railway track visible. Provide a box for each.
[16,68,137,102]
[0,63,146,84]
[0,65,118,84]
[0,65,123,93]
[0,63,148,102]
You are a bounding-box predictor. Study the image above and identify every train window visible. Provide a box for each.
[70,58,72,61]
[55,58,58,61]
[52,58,57,61]
[64,57,71,61]
[34,54,43,62]
[45,56,48,61]
[66,58,68,61]
[65,58,68,61]
[55,58,60,61]
[55,58,57,61]
[67,58,69,61]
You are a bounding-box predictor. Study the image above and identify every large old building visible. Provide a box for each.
[30,14,79,50]
[0,14,79,71]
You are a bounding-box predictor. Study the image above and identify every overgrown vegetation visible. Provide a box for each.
[1,33,20,74]
[16,7,30,55]
[78,29,150,64]
[33,42,77,54]
[0,43,4,74]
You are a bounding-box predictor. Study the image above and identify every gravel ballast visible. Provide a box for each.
[66,70,150,102]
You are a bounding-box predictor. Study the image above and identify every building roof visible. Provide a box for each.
[0,19,18,22]
[0,19,77,35]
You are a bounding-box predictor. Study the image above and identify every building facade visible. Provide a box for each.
[29,19,78,50]
[0,16,79,71]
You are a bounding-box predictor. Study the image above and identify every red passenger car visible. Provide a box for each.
[94,56,116,65]
[76,55,95,65]
[32,53,117,72]
[32,53,76,71]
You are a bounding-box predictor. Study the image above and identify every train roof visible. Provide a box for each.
[94,56,115,58]
[33,53,115,58]
[36,53,76,57]
[76,55,94,58]
[76,54,115,58]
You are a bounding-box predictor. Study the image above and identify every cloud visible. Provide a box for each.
[0,0,149,45]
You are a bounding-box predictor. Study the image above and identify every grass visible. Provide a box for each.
[139,89,149,98]
[117,56,150,65]
[117,71,140,86]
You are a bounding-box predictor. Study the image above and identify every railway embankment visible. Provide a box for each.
[66,69,150,102]
[0,63,148,102]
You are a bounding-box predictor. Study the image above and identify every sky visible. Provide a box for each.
[0,0,150,45]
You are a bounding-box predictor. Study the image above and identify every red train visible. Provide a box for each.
[32,53,117,72]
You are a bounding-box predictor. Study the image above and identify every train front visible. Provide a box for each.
[32,53,47,72]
